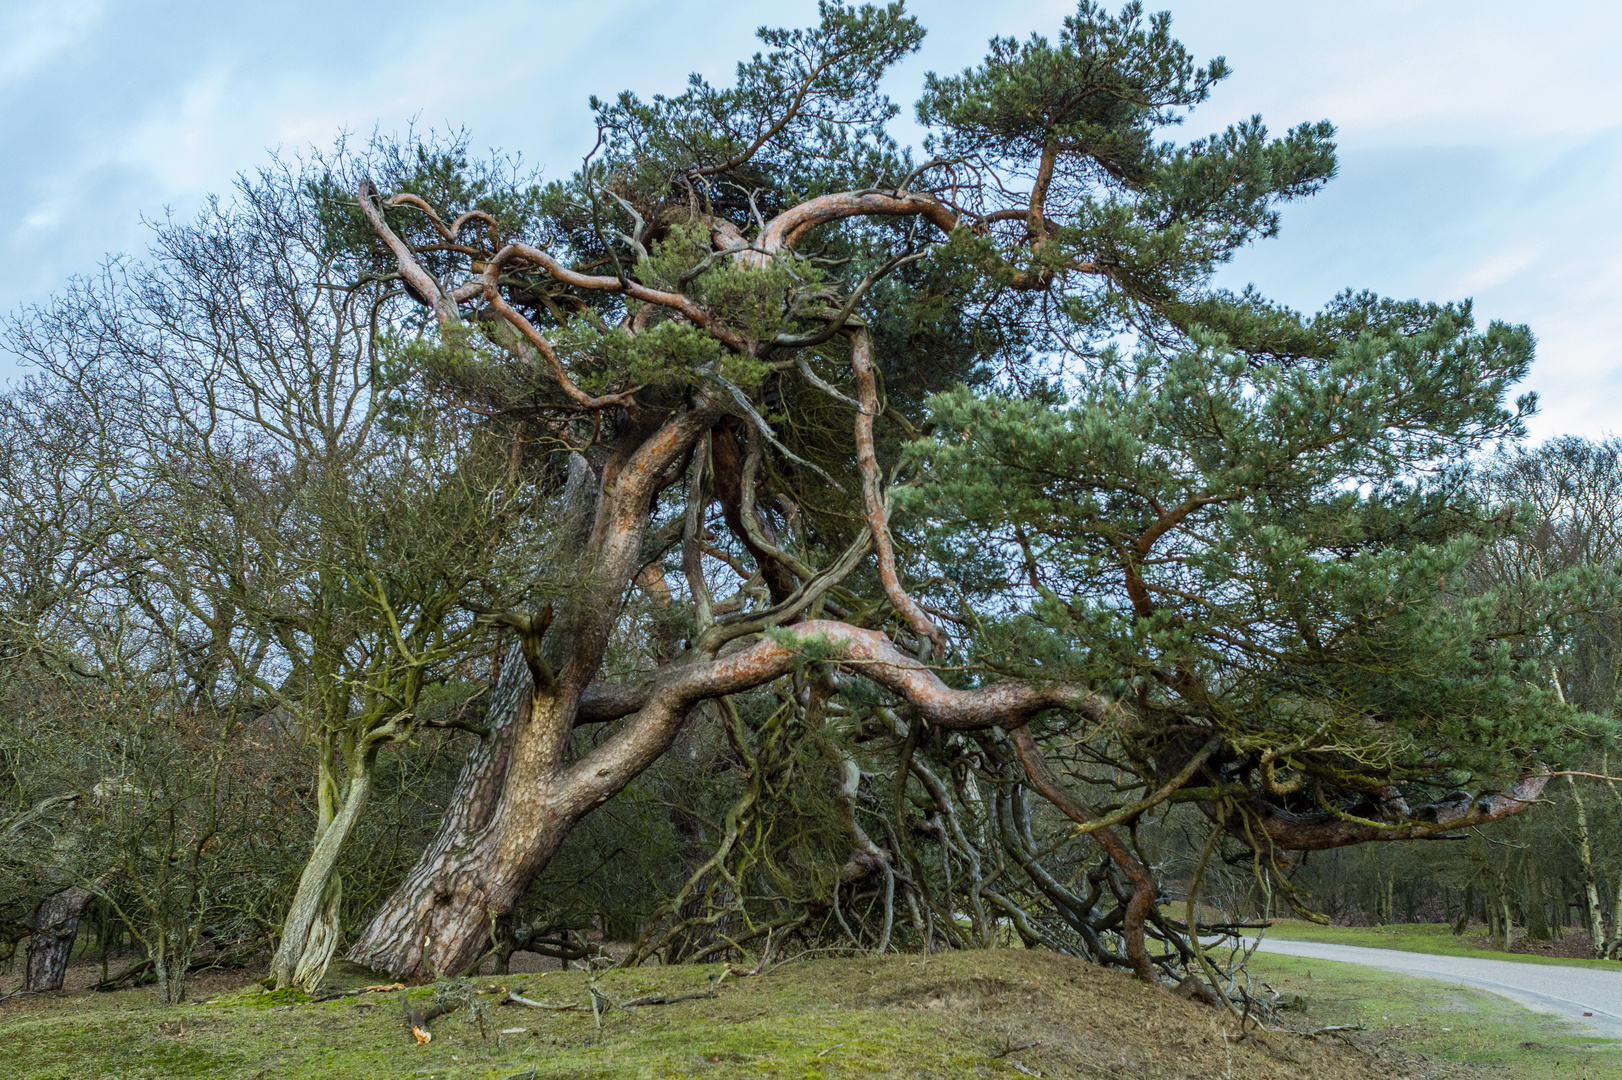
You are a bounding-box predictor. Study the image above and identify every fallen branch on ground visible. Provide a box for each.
[91,945,259,992]
[622,988,720,1007]
[310,983,406,1002]
[507,990,583,1010]
[403,999,459,1044]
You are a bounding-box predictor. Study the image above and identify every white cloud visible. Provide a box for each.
[1446,246,1544,297]
[17,199,63,234]
[117,67,234,191]
[0,0,102,88]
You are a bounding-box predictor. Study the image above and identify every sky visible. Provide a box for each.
[2,0,1617,442]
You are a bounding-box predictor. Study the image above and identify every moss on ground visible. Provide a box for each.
[0,947,1600,1079]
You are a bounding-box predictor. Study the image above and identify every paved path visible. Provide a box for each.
[1249,937,1622,1039]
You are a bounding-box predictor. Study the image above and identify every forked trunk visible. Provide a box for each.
[347,685,609,978]
[351,422,712,979]
[152,926,191,1006]
[270,767,372,990]
[350,640,711,978]
[1565,775,1608,955]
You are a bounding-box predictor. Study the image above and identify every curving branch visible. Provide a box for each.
[480,244,751,354]
[696,530,872,653]
[470,256,638,411]
[759,192,959,255]
[770,246,928,349]
[381,193,502,250]
[1008,725,1158,984]
[358,179,764,409]
[357,179,460,324]
[750,187,1096,291]
[851,328,947,659]
[683,621,1107,729]
[697,370,843,489]
[554,615,1112,864]
[708,423,803,601]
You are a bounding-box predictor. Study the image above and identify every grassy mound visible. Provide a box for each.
[0,948,1543,1079]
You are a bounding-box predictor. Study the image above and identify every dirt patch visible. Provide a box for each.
[803,950,1474,1079]
[0,956,261,1017]
[1511,930,1597,959]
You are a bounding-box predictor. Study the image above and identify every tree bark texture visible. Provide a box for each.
[270,768,372,990]
[348,639,528,975]
[1566,775,1608,955]
[24,887,93,992]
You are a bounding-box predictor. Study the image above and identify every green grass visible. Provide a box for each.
[1247,950,1622,1080]
[0,950,1395,1080]
[8,946,1622,1079]
[1261,918,1622,970]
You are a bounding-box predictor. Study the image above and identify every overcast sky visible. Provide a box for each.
[3,0,1617,442]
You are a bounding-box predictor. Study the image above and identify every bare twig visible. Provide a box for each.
[507,991,583,1011]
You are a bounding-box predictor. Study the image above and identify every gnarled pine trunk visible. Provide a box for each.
[348,642,527,976]
[349,668,700,978]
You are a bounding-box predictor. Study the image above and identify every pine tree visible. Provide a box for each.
[73,1,1589,983]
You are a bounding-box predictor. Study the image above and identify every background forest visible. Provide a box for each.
[3,1,1619,1015]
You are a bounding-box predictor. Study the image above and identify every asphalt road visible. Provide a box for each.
[1250,936,1622,1039]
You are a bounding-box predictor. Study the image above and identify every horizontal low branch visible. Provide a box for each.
[558,620,1112,816]
[679,621,1110,730]
[1212,773,1552,852]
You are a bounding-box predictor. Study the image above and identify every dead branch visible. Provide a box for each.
[507,990,584,1011]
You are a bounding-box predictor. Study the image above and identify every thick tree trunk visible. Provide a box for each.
[350,415,719,979]
[347,773,579,978]
[24,887,94,992]
[271,766,372,990]
[345,668,662,979]
[348,644,527,976]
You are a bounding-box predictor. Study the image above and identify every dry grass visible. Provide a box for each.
[0,948,1509,1079]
